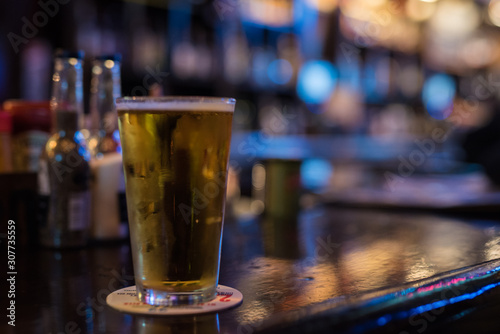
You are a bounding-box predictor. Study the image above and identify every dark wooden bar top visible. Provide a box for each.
[3,206,500,334]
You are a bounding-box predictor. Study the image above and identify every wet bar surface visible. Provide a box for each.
[5,207,500,333]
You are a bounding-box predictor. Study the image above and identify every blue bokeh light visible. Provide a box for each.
[252,49,275,87]
[74,130,85,143]
[422,73,456,120]
[267,59,293,85]
[296,60,337,104]
[301,159,333,190]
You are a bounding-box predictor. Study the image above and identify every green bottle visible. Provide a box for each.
[38,50,91,248]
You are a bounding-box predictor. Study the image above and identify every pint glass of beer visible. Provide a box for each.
[116,96,235,306]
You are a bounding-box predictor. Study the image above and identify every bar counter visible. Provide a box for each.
[3,205,500,334]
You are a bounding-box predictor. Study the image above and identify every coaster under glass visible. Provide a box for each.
[106,285,243,315]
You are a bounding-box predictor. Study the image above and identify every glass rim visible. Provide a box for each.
[117,96,235,103]
[116,96,236,112]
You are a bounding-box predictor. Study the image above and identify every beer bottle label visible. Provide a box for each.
[68,192,90,231]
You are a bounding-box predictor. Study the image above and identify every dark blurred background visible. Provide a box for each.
[3,0,500,199]
[2,0,499,129]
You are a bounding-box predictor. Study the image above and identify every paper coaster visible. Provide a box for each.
[106,285,243,315]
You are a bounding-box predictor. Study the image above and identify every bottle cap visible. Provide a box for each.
[0,111,12,133]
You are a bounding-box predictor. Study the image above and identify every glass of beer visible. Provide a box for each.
[116,96,235,306]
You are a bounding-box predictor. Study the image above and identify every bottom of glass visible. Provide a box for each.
[137,285,217,306]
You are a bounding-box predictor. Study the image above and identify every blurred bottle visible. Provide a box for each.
[88,54,121,157]
[263,159,302,219]
[38,50,91,248]
[3,100,51,172]
[88,54,128,240]
[222,29,250,85]
[0,110,13,173]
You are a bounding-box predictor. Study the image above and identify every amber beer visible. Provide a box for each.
[116,97,235,305]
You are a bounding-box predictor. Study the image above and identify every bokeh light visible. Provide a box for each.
[429,0,480,38]
[488,0,500,27]
[422,73,456,120]
[405,0,436,22]
[267,59,293,85]
[301,159,333,190]
[296,60,337,104]
[304,0,338,13]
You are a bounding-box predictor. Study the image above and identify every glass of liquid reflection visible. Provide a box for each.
[116,96,235,305]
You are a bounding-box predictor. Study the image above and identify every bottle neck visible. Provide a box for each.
[90,60,121,133]
[51,56,84,133]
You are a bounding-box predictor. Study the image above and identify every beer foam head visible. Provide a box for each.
[116,96,236,112]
